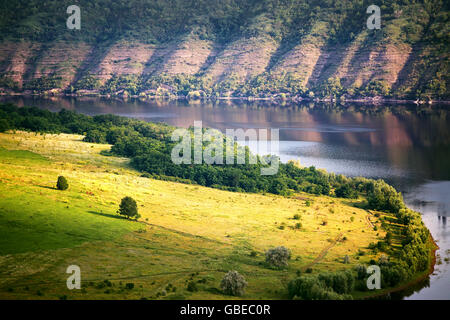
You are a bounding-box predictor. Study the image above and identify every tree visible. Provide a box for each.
[265,246,291,268]
[367,180,404,213]
[187,281,198,292]
[385,232,393,245]
[335,184,357,199]
[118,196,140,219]
[56,176,68,190]
[84,129,106,143]
[220,271,247,296]
[0,119,10,132]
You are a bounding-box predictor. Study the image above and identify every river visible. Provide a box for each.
[1,96,449,299]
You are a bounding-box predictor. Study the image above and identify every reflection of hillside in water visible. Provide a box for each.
[406,181,450,218]
[1,96,449,299]
[2,96,450,182]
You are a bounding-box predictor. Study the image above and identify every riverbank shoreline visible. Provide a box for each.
[1,92,449,106]
[0,104,443,300]
[360,234,439,300]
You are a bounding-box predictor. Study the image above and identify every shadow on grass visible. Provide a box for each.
[38,185,58,190]
[88,211,127,220]
[341,199,368,209]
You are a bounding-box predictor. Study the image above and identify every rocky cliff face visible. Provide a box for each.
[0,1,448,100]
[0,37,441,98]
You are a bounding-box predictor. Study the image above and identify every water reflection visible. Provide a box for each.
[1,96,449,299]
[399,181,450,300]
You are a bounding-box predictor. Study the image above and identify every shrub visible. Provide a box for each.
[265,246,291,268]
[118,196,140,219]
[56,176,68,190]
[125,283,134,290]
[0,119,10,132]
[378,254,390,265]
[187,281,198,292]
[319,271,355,294]
[385,232,392,245]
[288,274,353,300]
[343,255,350,264]
[220,271,247,296]
[355,265,367,280]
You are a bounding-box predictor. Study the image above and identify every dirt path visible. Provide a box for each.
[365,211,374,229]
[301,232,344,271]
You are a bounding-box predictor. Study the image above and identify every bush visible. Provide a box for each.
[56,176,69,190]
[187,281,198,292]
[265,246,291,268]
[220,271,247,296]
[288,274,353,300]
[355,265,367,280]
[0,119,10,132]
[118,196,140,219]
[125,283,134,290]
[343,255,350,264]
[317,271,355,294]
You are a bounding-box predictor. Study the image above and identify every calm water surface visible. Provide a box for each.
[2,96,449,299]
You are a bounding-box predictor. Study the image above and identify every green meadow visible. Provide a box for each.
[0,131,413,299]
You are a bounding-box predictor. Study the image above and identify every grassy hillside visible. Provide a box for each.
[0,0,448,100]
[0,130,434,299]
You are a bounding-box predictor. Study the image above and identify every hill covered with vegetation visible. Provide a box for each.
[0,0,448,100]
[0,103,436,299]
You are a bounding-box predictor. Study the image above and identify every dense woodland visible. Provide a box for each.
[1,0,447,45]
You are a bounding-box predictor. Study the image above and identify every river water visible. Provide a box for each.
[2,96,449,299]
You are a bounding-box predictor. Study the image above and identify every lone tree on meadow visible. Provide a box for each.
[118,196,140,220]
[220,271,247,296]
[265,246,291,268]
[56,176,69,190]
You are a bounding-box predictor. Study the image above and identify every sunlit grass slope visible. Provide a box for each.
[0,131,384,299]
